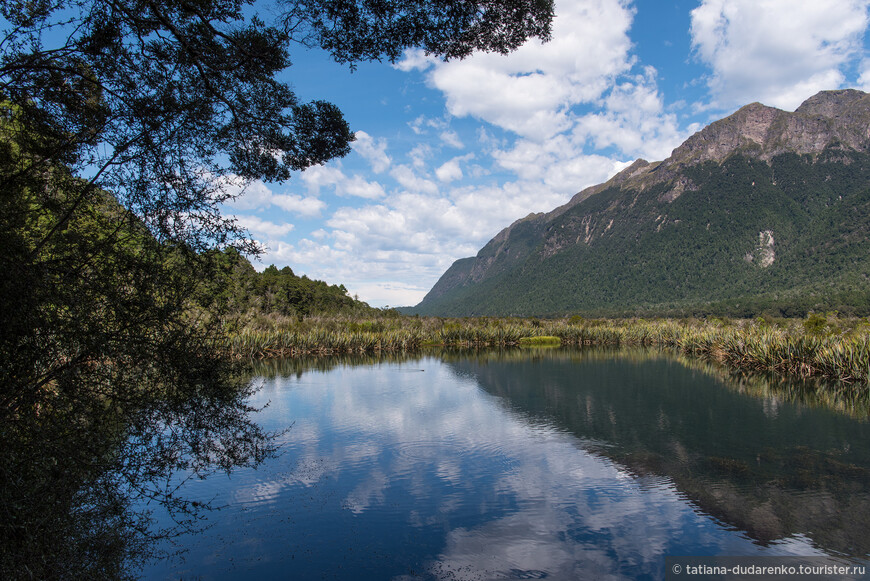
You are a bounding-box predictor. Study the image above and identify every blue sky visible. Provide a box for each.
[224,0,870,307]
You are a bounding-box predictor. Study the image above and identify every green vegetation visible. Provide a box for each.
[1,0,553,577]
[223,313,870,387]
[518,335,562,346]
[0,103,276,579]
[207,248,376,325]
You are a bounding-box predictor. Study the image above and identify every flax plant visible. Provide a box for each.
[224,313,870,387]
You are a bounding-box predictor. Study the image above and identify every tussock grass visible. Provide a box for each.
[518,336,562,346]
[224,313,870,386]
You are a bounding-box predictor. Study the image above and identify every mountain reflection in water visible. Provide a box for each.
[448,348,870,556]
[144,348,870,580]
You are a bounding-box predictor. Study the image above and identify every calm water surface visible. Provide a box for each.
[142,348,870,580]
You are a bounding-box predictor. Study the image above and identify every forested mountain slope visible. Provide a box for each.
[412,89,870,317]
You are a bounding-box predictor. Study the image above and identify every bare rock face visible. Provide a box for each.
[672,89,870,160]
[744,230,775,268]
[614,89,870,194]
[672,102,785,164]
[795,88,869,119]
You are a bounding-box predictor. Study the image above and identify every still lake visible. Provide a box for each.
[142,348,870,580]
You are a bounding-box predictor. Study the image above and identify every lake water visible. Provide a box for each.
[141,348,870,580]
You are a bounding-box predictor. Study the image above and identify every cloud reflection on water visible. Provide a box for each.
[229,354,829,580]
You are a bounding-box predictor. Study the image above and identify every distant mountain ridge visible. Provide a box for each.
[412,89,870,317]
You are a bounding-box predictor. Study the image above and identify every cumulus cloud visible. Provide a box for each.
[270,194,326,217]
[301,165,387,199]
[435,159,463,183]
[439,129,464,149]
[491,136,629,194]
[261,226,455,306]
[390,164,439,195]
[264,238,349,272]
[399,0,635,140]
[690,0,870,110]
[345,282,430,308]
[435,154,474,183]
[408,144,433,170]
[859,61,870,92]
[572,67,697,161]
[217,176,276,210]
[216,174,325,218]
[407,116,465,148]
[233,214,294,238]
[352,131,392,173]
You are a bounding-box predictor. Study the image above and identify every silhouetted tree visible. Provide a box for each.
[0,0,553,576]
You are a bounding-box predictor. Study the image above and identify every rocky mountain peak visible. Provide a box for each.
[605,89,870,198]
[669,90,870,165]
[794,88,868,118]
[664,101,785,170]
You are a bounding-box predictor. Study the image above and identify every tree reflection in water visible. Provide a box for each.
[1,357,278,580]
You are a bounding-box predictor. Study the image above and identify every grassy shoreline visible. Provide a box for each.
[223,314,870,387]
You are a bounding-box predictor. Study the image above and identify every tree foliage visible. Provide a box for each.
[208,248,376,319]
[0,104,277,578]
[0,0,553,576]
[279,0,554,63]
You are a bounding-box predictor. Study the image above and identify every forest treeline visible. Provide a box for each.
[208,249,376,322]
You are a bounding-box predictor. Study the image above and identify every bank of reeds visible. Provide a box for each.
[224,314,870,386]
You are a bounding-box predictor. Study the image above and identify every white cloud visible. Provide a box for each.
[341,176,388,199]
[301,165,386,199]
[572,68,696,161]
[690,0,870,110]
[345,282,429,308]
[352,131,392,173]
[399,0,636,140]
[408,144,433,170]
[409,115,427,135]
[859,61,870,92]
[210,173,282,212]
[271,194,326,217]
[263,238,348,273]
[390,164,439,195]
[407,116,465,149]
[212,174,326,217]
[233,214,294,238]
[435,159,463,183]
[394,50,437,72]
[281,174,576,305]
[447,181,572,236]
[439,129,464,149]
[435,154,474,183]
[492,135,629,194]
[328,205,408,240]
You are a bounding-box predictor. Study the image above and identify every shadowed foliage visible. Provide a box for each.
[0,0,553,576]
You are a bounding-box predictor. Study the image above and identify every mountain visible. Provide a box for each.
[412,89,870,317]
